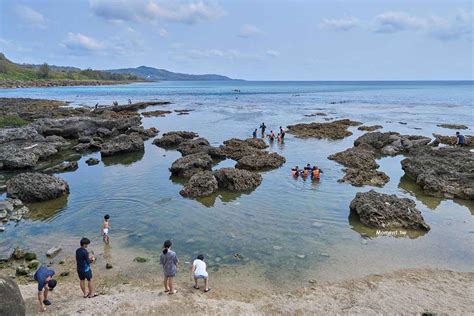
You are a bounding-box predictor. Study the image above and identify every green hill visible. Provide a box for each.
[0,53,141,82]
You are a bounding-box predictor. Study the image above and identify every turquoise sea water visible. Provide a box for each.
[1,81,473,284]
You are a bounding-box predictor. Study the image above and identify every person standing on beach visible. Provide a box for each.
[76,237,98,298]
[252,129,257,138]
[34,266,57,312]
[160,240,179,294]
[260,123,266,137]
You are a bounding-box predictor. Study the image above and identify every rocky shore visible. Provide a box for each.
[0,79,138,89]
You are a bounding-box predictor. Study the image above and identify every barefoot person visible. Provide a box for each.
[34,266,57,312]
[192,254,210,292]
[76,237,98,298]
[160,240,179,294]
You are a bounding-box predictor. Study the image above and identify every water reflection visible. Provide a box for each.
[102,150,145,166]
[27,194,68,222]
[348,212,427,239]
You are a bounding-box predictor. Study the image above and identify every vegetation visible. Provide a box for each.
[0,53,141,82]
[0,115,29,128]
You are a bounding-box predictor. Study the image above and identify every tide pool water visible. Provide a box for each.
[1,81,473,285]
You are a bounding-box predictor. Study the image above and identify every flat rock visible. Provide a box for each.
[287,119,362,139]
[142,110,172,117]
[437,124,468,130]
[350,190,430,231]
[44,161,78,173]
[339,168,390,187]
[85,158,100,166]
[100,133,144,156]
[179,171,218,198]
[46,246,62,258]
[6,173,69,202]
[358,125,383,131]
[213,168,262,191]
[401,147,474,200]
[170,152,213,178]
[328,147,379,170]
[153,131,198,148]
[235,152,286,171]
[0,276,26,315]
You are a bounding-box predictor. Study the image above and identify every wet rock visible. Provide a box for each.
[106,263,113,269]
[339,168,390,187]
[235,152,286,171]
[350,190,430,231]
[287,119,362,139]
[6,173,69,202]
[0,201,14,213]
[0,276,26,315]
[141,110,172,117]
[220,138,265,161]
[213,168,262,191]
[354,132,395,150]
[304,112,327,117]
[0,144,38,169]
[153,131,198,148]
[177,138,210,155]
[44,161,78,173]
[85,158,100,166]
[0,226,5,232]
[46,246,62,258]
[15,265,29,276]
[437,124,468,130]
[24,252,37,261]
[328,147,379,170]
[12,247,25,260]
[60,271,69,277]
[170,152,213,178]
[179,171,218,198]
[401,147,474,200]
[100,133,144,156]
[358,125,383,131]
[108,101,171,112]
[127,126,159,140]
[6,198,23,208]
[0,210,7,220]
[27,260,39,270]
[355,132,431,155]
[133,257,148,263]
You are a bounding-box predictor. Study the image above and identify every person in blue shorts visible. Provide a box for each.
[76,237,98,298]
[34,266,57,312]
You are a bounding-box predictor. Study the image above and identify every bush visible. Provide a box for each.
[37,63,50,79]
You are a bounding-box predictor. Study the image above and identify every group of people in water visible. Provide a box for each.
[33,214,209,312]
[252,122,286,143]
[292,163,323,180]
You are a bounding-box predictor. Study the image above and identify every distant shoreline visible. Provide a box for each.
[0,79,142,89]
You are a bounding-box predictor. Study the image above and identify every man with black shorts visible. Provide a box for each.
[76,237,98,298]
[33,266,57,312]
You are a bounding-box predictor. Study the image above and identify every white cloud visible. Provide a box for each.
[90,0,225,24]
[169,47,265,62]
[266,50,280,58]
[62,33,106,52]
[15,5,47,28]
[320,17,360,31]
[372,11,427,33]
[159,28,168,37]
[238,24,263,38]
[428,10,473,41]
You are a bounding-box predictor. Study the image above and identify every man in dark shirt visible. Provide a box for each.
[33,266,57,312]
[76,237,97,298]
[456,132,466,147]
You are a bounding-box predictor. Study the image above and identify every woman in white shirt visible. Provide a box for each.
[191,254,210,292]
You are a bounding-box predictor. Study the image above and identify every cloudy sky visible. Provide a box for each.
[0,0,472,80]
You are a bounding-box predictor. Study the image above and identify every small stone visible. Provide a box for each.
[133,257,148,263]
[273,246,283,250]
[27,260,39,270]
[0,210,8,220]
[320,252,330,257]
[60,271,69,277]
[59,260,65,265]
[12,247,25,260]
[233,253,243,260]
[15,265,29,276]
[308,279,317,284]
[46,246,62,258]
[24,252,37,261]
[0,226,5,232]
[106,263,113,269]
[297,254,306,259]
[215,257,222,262]
[85,158,100,166]
[311,221,323,228]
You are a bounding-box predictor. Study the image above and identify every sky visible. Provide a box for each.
[0,0,473,80]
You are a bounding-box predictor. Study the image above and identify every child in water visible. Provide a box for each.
[277,133,281,142]
[312,166,323,180]
[192,254,210,292]
[268,130,275,141]
[102,214,110,243]
[291,166,300,177]
[160,240,179,294]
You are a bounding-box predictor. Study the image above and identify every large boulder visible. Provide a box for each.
[100,133,144,156]
[235,152,286,171]
[213,168,262,191]
[0,144,38,169]
[339,168,390,187]
[354,132,395,149]
[0,276,26,316]
[6,172,69,202]
[328,147,379,170]
[287,119,362,139]
[355,132,431,155]
[177,138,226,159]
[153,131,198,148]
[220,138,268,161]
[170,152,213,178]
[401,147,474,200]
[350,190,430,231]
[179,171,218,198]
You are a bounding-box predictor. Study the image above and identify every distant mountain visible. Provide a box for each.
[105,66,237,81]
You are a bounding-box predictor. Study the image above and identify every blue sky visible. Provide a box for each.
[0,0,473,80]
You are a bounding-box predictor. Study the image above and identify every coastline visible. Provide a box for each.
[0,79,141,89]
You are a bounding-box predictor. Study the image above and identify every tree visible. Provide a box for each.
[37,63,50,78]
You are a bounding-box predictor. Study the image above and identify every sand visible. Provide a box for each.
[17,266,474,315]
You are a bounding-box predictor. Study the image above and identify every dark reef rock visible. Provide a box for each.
[350,190,430,231]
[213,168,262,191]
[179,171,218,198]
[100,133,144,156]
[6,172,69,202]
[287,119,362,140]
[170,152,213,178]
[235,152,286,171]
